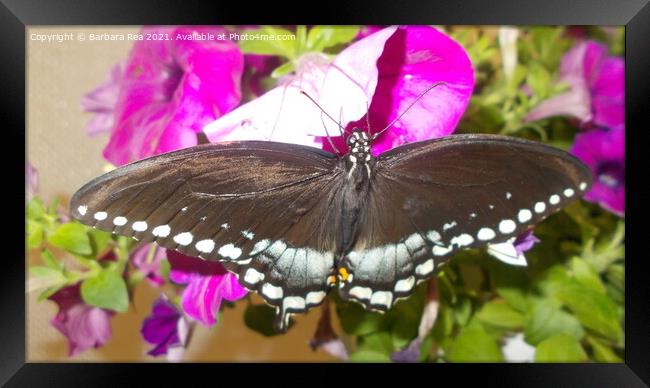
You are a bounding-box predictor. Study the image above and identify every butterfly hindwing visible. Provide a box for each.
[70,141,345,331]
[338,134,592,311]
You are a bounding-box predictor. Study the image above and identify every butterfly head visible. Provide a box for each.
[346,130,372,164]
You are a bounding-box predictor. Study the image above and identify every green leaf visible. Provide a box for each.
[348,350,390,362]
[29,266,67,292]
[26,197,46,220]
[306,26,360,52]
[48,223,92,256]
[357,332,393,355]
[432,305,454,342]
[40,249,63,271]
[526,62,552,98]
[27,220,44,249]
[454,296,473,327]
[270,61,295,79]
[88,228,111,256]
[243,303,292,336]
[476,299,524,329]
[238,26,297,59]
[585,335,623,362]
[535,334,588,362]
[524,299,584,345]
[445,322,503,362]
[159,258,171,281]
[555,283,622,341]
[336,299,388,336]
[570,256,606,293]
[80,270,129,312]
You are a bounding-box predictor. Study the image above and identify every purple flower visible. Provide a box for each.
[81,62,123,137]
[570,126,624,217]
[204,26,474,154]
[130,243,166,286]
[526,40,624,129]
[97,26,244,166]
[141,296,190,358]
[513,230,541,256]
[168,250,247,327]
[48,284,113,356]
[488,231,540,267]
[26,162,38,202]
[391,337,423,363]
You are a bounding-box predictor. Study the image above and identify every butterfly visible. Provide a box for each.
[69,115,592,332]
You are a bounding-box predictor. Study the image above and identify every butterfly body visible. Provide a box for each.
[70,132,591,332]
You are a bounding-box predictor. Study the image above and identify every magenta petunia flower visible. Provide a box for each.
[48,284,113,356]
[99,26,244,166]
[167,250,247,326]
[243,54,282,97]
[204,26,474,154]
[130,244,167,287]
[141,296,190,358]
[81,62,124,137]
[570,126,624,217]
[526,40,624,130]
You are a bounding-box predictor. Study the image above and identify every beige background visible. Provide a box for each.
[27,26,337,362]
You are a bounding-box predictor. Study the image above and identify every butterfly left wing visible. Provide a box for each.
[337,134,592,311]
[70,141,346,331]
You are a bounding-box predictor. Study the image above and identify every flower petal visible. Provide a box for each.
[203,26,399,145]
[362,26,474,155]
[103,26,244,166]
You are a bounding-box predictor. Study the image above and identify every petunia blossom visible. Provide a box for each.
[48,284,113,356]
[487,231,540,267]
[130,243,167,287]
[526,40,624,130]
[98,26,244,166]
[141,296,190,359]
[570,126,624,217]
[204,26,474,155]
[81,62,124,137]
[502,333,536,362]
[167,250,247,326]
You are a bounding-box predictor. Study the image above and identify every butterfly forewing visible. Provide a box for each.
[337,134,592,311]
[70,141,345,331]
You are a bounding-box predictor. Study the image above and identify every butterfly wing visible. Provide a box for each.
[70,141,346,331]
[337,134,592,311]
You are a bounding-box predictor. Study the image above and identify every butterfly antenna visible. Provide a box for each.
[300,90,346,137]
[370,81,446,141]
[319,111,342,155]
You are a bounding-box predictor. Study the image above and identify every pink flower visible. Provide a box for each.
[96,26,244,166]
[130,244,166,287]
[167,250,247,326]
[526,40,624,129]
[570,126,624,217]
[204,26,474,154]
[81,62,123,137]
[48,284,113,356]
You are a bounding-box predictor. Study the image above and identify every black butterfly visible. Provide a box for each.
[70,128,591,332]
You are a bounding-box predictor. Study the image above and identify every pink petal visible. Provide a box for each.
[591,57,624,129]
[104,26,244,166]
[359,26,475,155]
[203,26,399,145]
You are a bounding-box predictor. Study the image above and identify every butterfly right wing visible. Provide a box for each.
[70,141,346,331]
